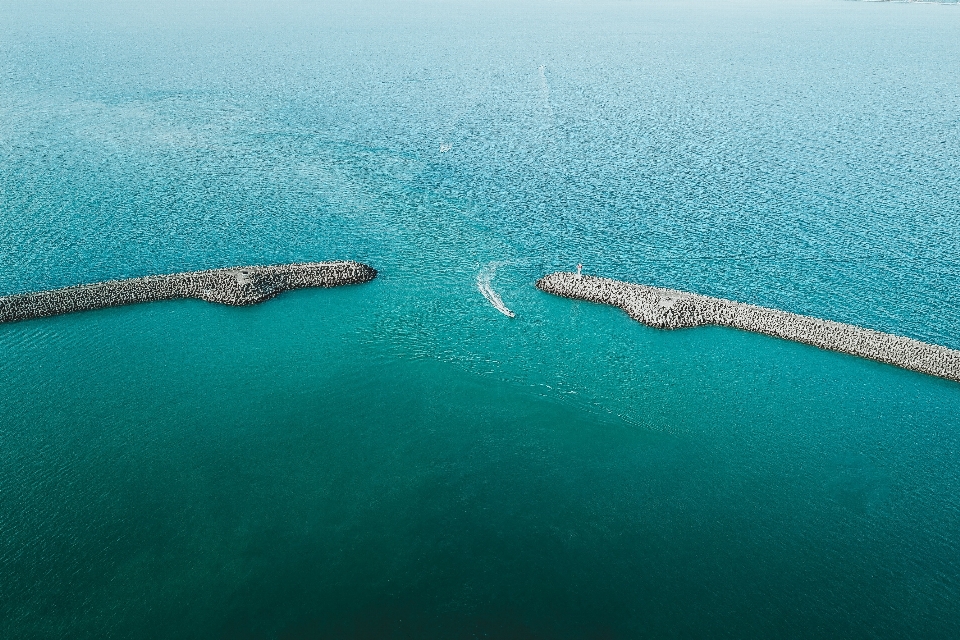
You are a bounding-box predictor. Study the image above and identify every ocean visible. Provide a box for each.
[2,0,959,637]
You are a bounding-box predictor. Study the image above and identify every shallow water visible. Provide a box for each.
[2,0,960,637]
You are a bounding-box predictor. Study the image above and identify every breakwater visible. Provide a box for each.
[0,261,377,324]
[536,272,960,383]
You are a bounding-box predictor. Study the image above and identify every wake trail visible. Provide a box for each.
[477,262,515,318]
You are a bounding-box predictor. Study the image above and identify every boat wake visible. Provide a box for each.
[477,262,515,318]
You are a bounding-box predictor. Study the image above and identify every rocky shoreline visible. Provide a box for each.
[0,261,377,324]
[537,272,960,383]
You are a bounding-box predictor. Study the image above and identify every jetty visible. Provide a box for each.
[0,261,377,324]
[536,272,960,383]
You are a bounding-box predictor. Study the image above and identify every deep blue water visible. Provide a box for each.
[2,0,960,637]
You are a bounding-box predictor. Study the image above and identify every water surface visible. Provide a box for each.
[2,0,959,637]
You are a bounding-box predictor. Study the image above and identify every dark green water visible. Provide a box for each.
[2,0,960,636]
[4,278,960,637]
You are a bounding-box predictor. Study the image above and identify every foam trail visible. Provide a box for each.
[477,262,515,318]
[538,65,554,121]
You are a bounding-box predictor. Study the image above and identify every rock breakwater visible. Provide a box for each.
[0,261,377,324]
[537,272,960,383]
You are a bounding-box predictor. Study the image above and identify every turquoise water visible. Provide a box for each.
[2,0,960,637]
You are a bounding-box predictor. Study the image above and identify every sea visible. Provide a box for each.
[2,0,959,637]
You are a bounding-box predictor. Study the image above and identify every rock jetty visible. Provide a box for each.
[0,261,377,324]
[537,272,960,383]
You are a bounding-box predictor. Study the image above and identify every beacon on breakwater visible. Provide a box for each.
[0,261,377,324]
[536,272,960,383]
